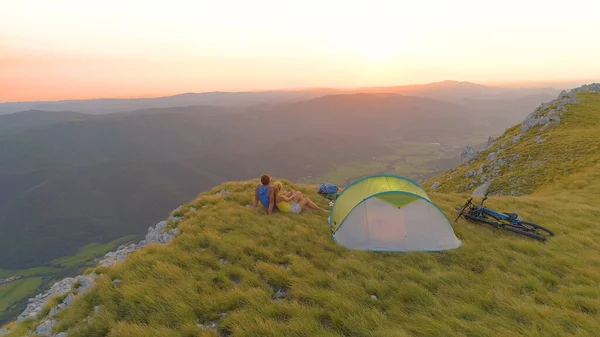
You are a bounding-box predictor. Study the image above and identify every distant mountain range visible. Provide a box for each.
[0,81,563,269]
[0,80,560,115]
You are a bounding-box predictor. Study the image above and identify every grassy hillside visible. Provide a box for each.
[6,177,598,336]
[424,91,600,195]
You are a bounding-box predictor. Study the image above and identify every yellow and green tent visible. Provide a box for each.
[328,174,461,252]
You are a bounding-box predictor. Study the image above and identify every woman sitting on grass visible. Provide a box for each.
[273,181,325,213]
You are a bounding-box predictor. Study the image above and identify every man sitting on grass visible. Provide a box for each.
[253,173,276,215]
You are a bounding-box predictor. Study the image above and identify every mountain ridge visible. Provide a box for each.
[0,81,561,115]
[424,83,600,196]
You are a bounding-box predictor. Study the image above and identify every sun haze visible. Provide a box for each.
[1,0,599,101]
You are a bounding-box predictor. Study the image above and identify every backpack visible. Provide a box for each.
[318,183,339,200]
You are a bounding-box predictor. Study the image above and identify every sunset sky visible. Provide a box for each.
[1,0,599,101]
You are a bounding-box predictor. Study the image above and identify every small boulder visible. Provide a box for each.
[63,293,75,306]
[465,170,477,178]
[472,181,492,197]
[487,152,497,161]
[460,146,477,165]
[558,90,569,99]
[0,328,9,336]
[272,289,288,302]
[35,321,54,336]
[512,135,521,143]
[521,117,538,134]
[55,333,67,337]
[430,181,441,191]
[370,295,378,301]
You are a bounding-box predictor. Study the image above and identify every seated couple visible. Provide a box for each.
[253,174,324,215]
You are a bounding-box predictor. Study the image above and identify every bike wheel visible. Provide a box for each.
[503,224,547,241]
[463,213,500,229]
[516,220,555,237]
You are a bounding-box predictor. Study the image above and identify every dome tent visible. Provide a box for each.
[328,174,461,252]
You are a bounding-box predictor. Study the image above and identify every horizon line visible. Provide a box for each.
[2,78,599,104]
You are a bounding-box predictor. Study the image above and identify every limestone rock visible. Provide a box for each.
[572,83,600,93]
[512,135,521,143]
[63,293,75,306]
[487,152,496,161]
[461,146,477,165]
[35,319,57,336]
[521,117,538,134]
[472,181,492,197]
[430,181,441,191]
[465,170,477,178]
[218,189,231,196]
[558,90,569,99]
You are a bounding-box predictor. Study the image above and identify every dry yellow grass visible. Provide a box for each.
[3,175,596,337]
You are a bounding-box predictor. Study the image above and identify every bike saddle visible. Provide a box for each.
[505,212,519,220]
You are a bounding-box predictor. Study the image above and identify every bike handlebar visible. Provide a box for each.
[454,198,473,222]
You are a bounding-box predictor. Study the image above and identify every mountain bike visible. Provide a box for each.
[455,193,554,241]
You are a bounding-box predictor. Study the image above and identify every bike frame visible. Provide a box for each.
[480,207,510,222]
[477,195,512,222]
[457,193,511,224]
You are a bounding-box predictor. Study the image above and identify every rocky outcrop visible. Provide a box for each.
[459,83,600,196]
[7,208,186,337]
[461,146,477,165]
[0,328,9,336]
[485,136,495,149]
[472,181,492,197]
[35,319,57,336]
[99,218,180,268]
[465,170,477,178]
[17,274,96,322]
[520,88,582,135]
